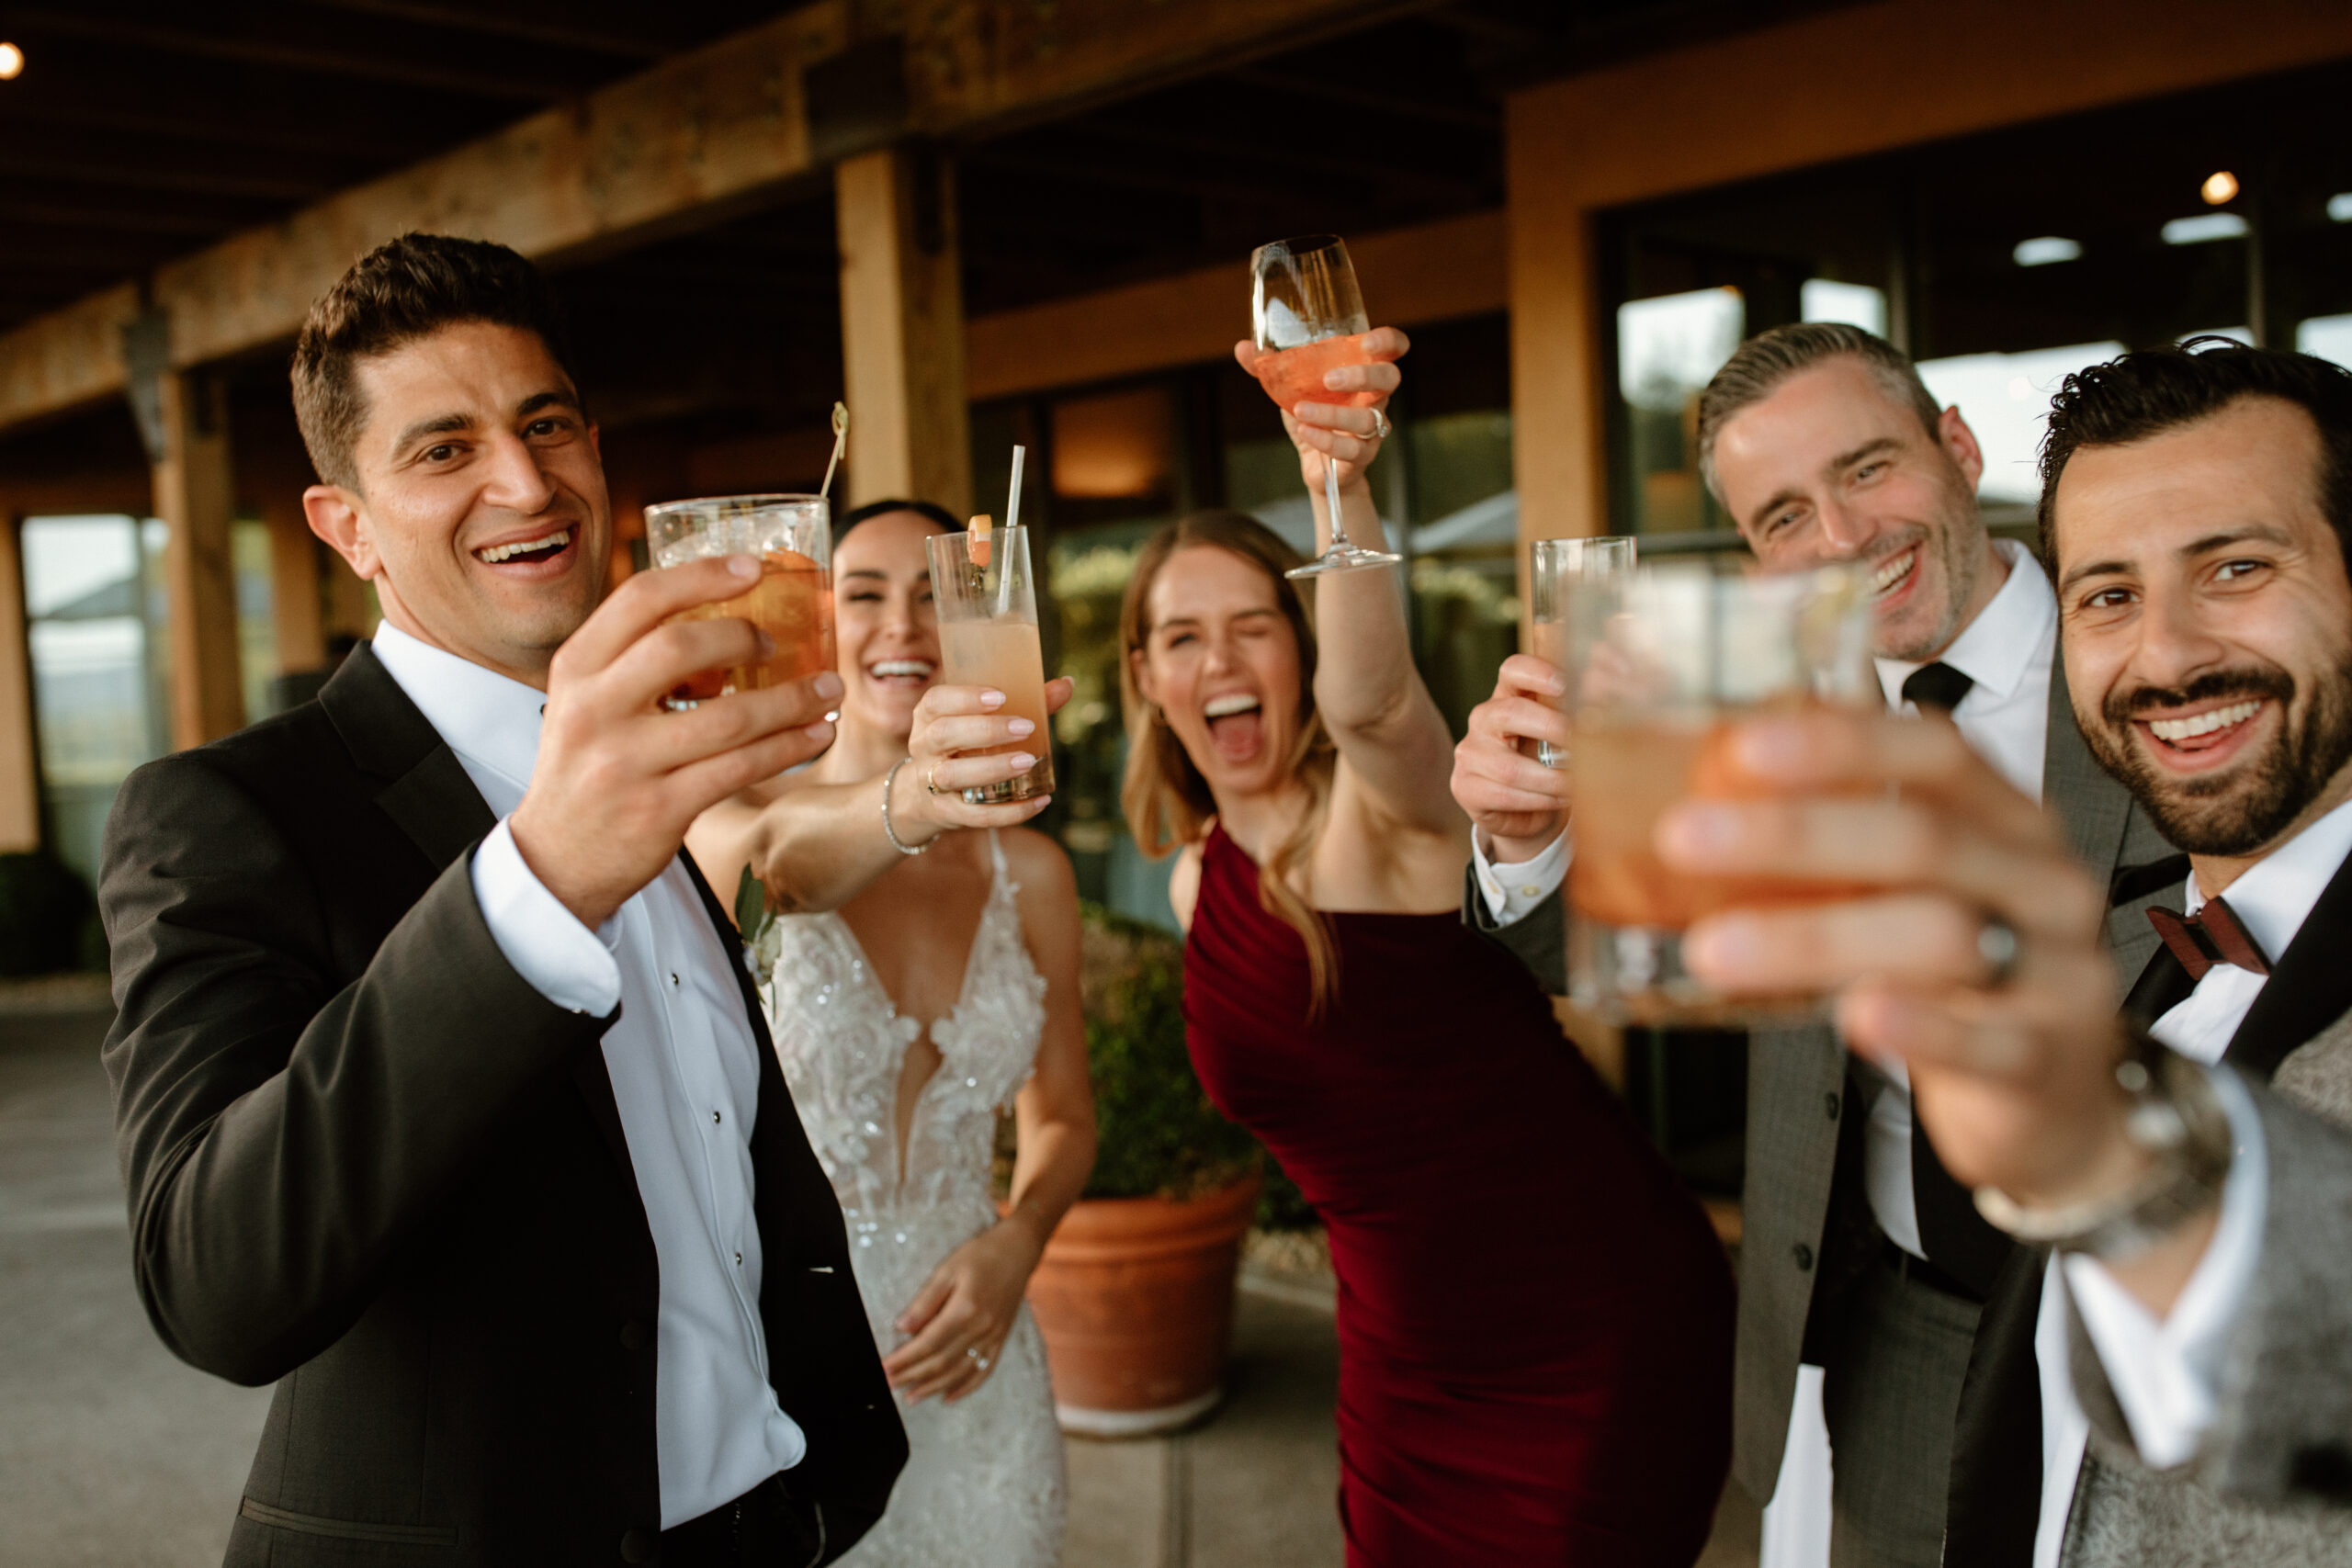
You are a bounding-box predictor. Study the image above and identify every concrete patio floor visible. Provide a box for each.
[3,988,1756,1567]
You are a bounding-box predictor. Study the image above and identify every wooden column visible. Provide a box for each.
[153,370,244,748]
[266,503,326,676]
[0,513,40,852]
[835,147,972,518]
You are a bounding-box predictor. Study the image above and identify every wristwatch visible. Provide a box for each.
[1973,1034,2233,1262]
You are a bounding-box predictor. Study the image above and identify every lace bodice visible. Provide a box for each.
[753,831,1066,1568]
[754,830,1048,1221]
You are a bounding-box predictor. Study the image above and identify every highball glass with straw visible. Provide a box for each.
[1248,234,1401,579]
[926,523,1055,804]
[1527,536,1636,768]
[1564,560,1876,1026]
[644,493,834,710]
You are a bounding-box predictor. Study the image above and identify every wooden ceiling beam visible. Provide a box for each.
[0,0,1421,432]
[288,0,673,62]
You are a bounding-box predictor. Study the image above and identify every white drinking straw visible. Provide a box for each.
[820,401,849,500]
[1006,444,1026,533]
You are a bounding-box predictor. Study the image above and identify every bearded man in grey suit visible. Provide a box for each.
[1451,323,2180,1566]
[1649,336,2352,1563]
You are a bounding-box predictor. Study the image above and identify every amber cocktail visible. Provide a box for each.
[1563,562,1873,1025]
[645,495,834,710]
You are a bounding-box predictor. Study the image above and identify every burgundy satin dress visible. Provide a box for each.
[1184,826,1734,1566]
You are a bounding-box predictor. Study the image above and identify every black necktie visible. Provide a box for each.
[1902,660,1974,715]
[1900,657,2004,1292]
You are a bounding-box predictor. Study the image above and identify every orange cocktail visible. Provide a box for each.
[666,547,834,705]
[927,524,1055,804]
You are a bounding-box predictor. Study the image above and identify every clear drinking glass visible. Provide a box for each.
[925,524,1055,804]
[1528,536,1637,768]
[1565,560,1876,1026]
[1248,234,1402,579]
[644,493,834,711]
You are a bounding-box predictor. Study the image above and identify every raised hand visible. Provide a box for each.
[1452,654,1571,863]
[1234,326,1408,494]
[513,554,842,929]
[884,677,1077,846]
[1654,708,2146,1213]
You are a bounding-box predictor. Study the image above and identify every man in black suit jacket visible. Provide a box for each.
[101,233,905,1566]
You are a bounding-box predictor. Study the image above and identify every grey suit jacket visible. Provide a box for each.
[1464,660,2183,1501]
[2054,1023,2352,1565]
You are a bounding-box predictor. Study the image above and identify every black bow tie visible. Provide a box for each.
[2147,897,2271,982]
[1901,661,1974,715]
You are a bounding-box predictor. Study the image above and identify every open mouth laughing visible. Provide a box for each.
[2136,696,2270,768]
[865,658,935,690]
[473,525,575,567]
[1870,544,1918,602]
[1203,692,1263,761]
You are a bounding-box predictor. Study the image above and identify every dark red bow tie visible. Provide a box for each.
[2147,897,2271,981]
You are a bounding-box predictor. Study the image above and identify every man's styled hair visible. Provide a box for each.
[1695,322,1943,502]
[290,233,579,490]
[2039,337,2352,564]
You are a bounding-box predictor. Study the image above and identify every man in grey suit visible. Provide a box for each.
[1451,324,2178,1564]
[1649,336,2352,1562]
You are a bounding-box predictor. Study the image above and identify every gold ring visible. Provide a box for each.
[925,763,943,795]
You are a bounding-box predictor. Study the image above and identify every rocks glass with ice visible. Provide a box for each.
[1564,560,1874,1025]
[644,494,835,711]
[1527,535,1636,768]
[925,523,1055,804]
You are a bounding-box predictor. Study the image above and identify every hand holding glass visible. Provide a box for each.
[1248,234,1401,578]
[925,525,1055,805]
[644,494,834,710]
[1564,562,1876,1025]
[1527,536,1636,768]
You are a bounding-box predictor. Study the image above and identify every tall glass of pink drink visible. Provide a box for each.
[925,523,1055,804]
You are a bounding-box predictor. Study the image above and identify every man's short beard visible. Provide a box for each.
[1872,476,1985,664]
[2084,660,2352,856]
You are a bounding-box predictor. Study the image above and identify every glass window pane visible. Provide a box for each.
[1915,343,2124,503]
[2297,314,2352,367]
[1801,279,1887,335]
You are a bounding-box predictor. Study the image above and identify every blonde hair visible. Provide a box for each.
[1118,511,1340,1009]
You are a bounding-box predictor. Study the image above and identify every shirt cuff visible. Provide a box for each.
[2062,1066,2267,1469]
[1471,829,1570,927]
[469,817,624,1017]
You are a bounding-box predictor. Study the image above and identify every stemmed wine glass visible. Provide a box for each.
[1248,235,1402,578]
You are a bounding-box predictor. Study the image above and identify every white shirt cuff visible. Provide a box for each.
[2063,1066,2267,1469]
[469,817,624,1017]
[1471,829,1570,926]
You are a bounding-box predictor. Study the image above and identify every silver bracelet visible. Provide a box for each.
[880,757,931,857]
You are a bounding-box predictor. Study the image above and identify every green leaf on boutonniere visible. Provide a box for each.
[733,863,775,947]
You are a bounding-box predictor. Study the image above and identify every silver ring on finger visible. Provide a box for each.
[1367,407,1392,440]
[967,1346,990,1371]
[1977,914,2022,987]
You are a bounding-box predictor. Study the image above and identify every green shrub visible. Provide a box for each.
[0,852,105,977]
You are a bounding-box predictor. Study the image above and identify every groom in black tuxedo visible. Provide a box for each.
[100,233,904,1565]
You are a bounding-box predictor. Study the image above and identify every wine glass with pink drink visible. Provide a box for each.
[1248,235,1402,579]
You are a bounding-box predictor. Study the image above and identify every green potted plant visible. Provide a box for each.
[1020,903,1265,1438]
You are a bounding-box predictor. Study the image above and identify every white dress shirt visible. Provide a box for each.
[2027,795,2352,1565]
[371,624,806,1529]
[1476,541,2059,1261]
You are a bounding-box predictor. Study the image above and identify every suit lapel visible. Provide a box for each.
[318,642,638,1179]
[2042,656,2131,874]
[2223,845,2352,1082]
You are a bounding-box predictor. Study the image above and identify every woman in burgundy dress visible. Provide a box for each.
[1114,333,1734,1565]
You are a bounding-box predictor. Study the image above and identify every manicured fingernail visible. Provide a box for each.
[1006,717,1035,738]
[805,720,834,742]
[1684,916,1759,976]
[1658,803,1739,859]
[1008,753,1036,771]
[1733,719,1810,776]
[813,671,844,702]
[980,689,1005,709]
[728,553,761,579]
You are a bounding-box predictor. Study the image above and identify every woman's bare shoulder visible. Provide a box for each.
[999,826,1079,901]
[1167,839,1204,933]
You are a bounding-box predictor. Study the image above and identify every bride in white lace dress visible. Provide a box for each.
[689,501,1095,1568]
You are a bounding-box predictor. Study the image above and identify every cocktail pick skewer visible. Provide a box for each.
[819,401,849,500]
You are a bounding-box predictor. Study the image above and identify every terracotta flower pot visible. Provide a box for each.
[1023,1170,1262,1438]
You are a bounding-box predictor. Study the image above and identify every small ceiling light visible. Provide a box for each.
[2201,170,2239,206]
[2013,236,2082,267]
[2162,213,2249,246]
[2329,193,2352,223]
[0,42,24,80]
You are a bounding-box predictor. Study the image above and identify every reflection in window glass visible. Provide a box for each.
[21,514,166,889]
[1801,279,1887,335]
[2297,315,2352,368]
[1916,343,2124,503]
[1618,288,1743,535]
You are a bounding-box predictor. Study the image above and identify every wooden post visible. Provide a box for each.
[0,513,40,852]
[263,497,326,677]
[835,147,972,517]
[153,370,244,748]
